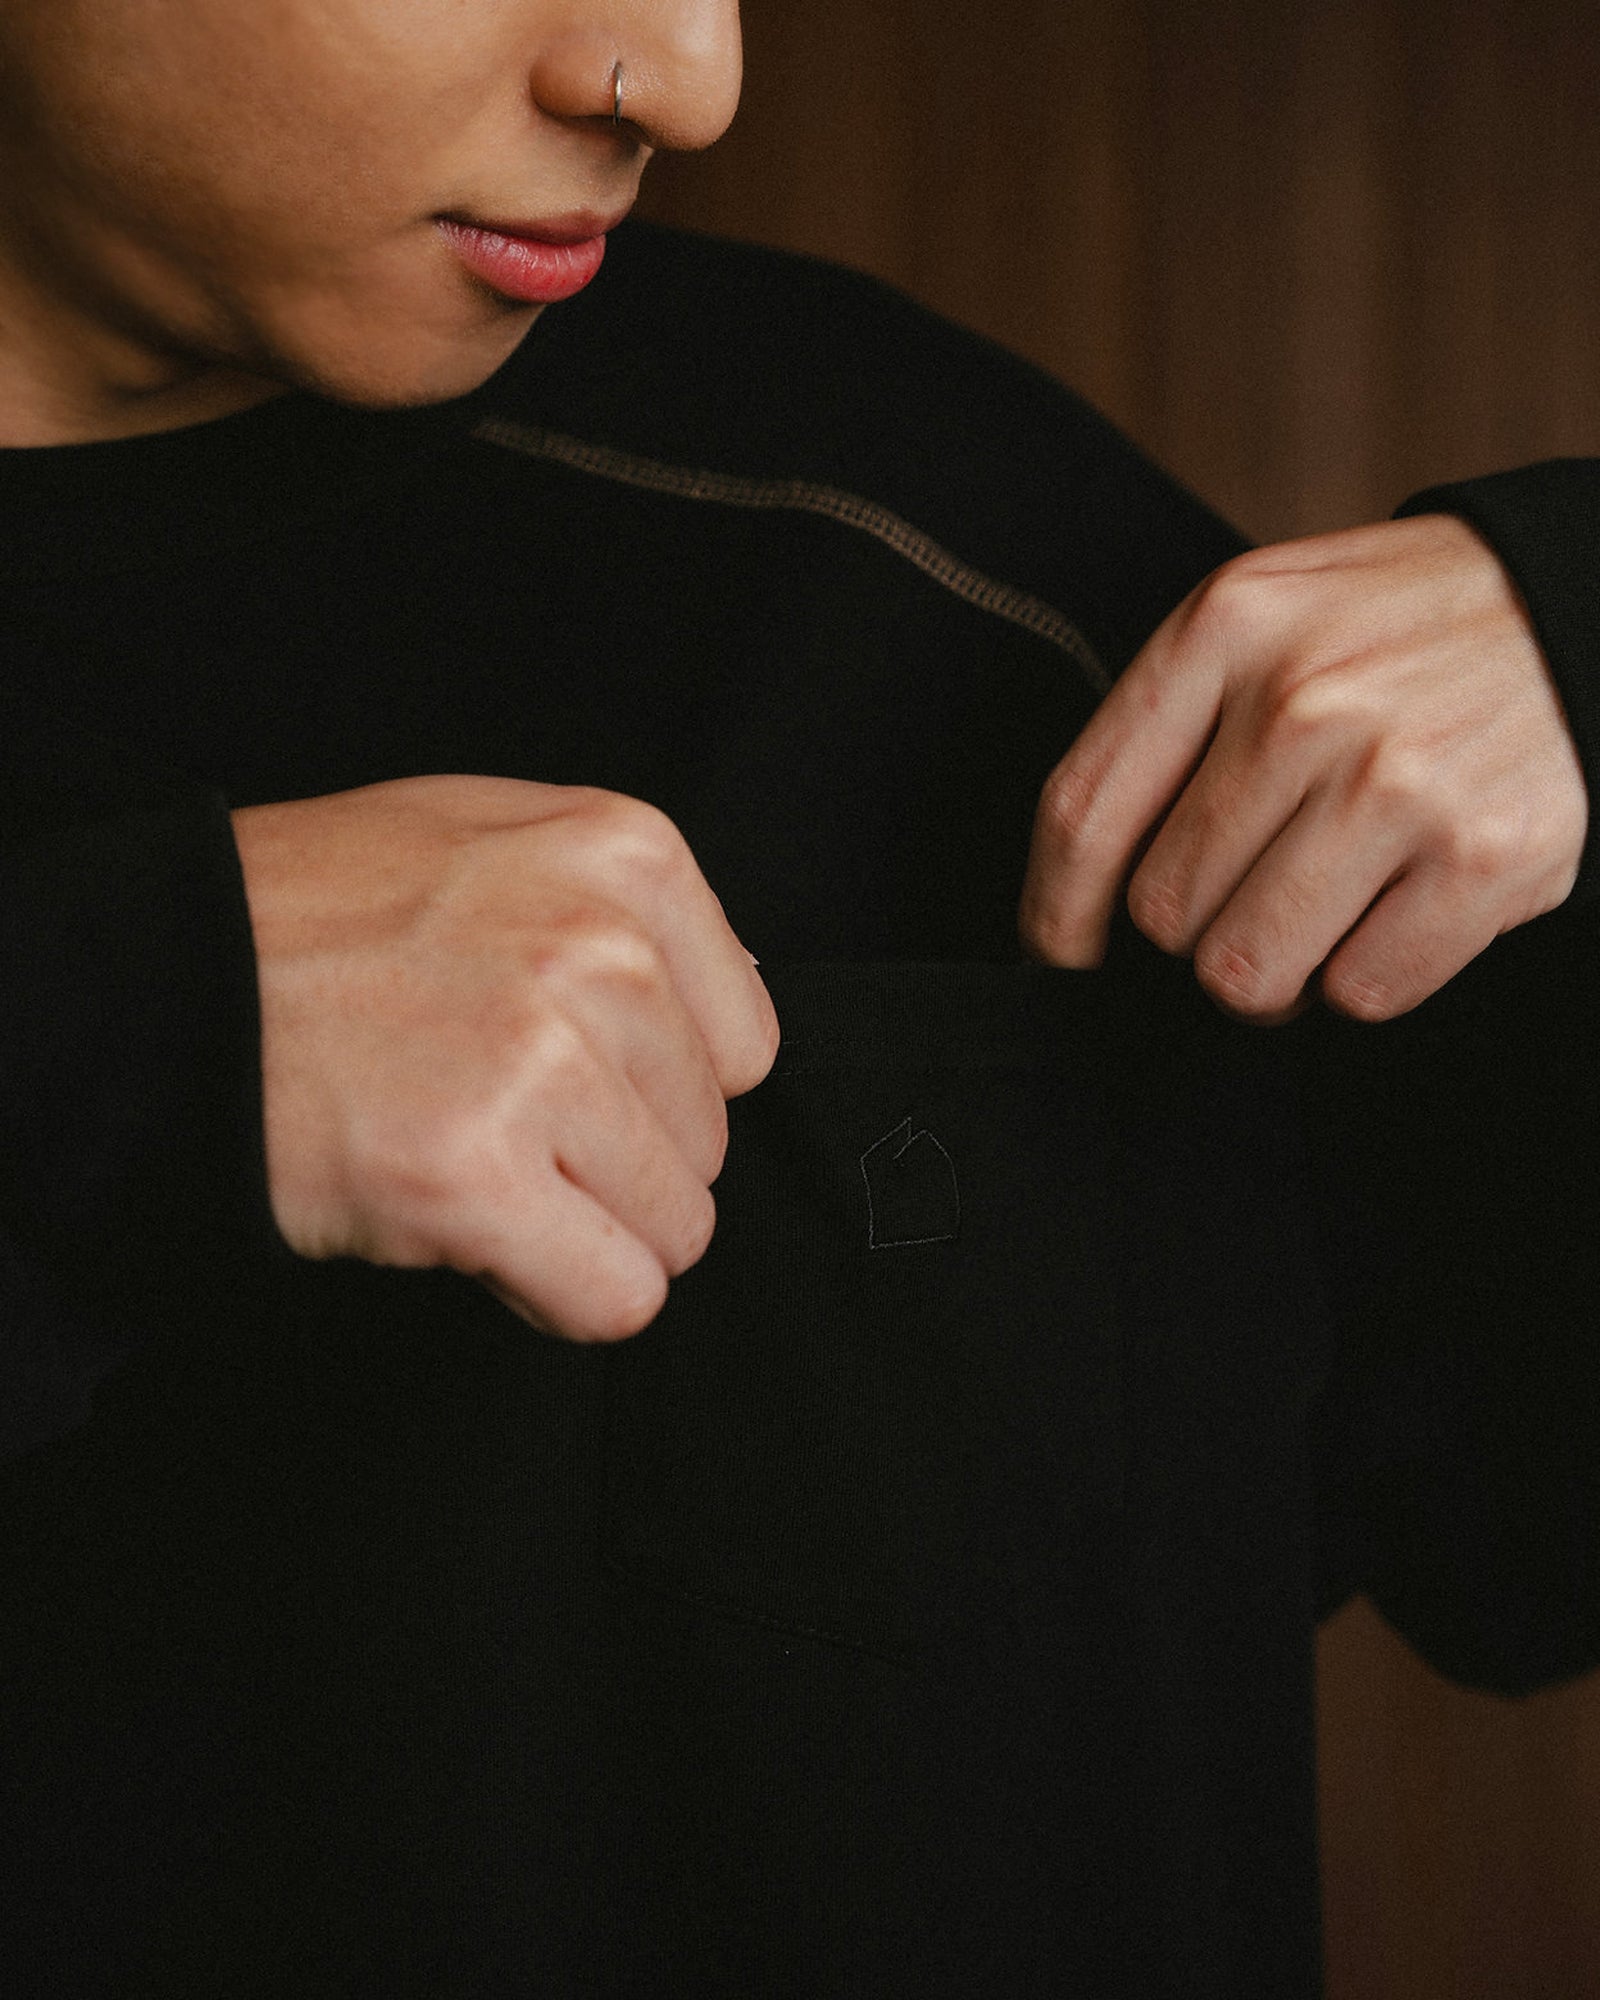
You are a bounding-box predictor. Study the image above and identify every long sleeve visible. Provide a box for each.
[1298,460,1600,1693]
[1309,451,1600,1690]
[0,691,287,1458]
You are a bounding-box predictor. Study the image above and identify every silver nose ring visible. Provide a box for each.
[612,62,624,128]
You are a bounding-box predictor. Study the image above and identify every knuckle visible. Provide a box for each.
[1434,810,1526,884]
[587,791,693,885]
[1126,872,1191,953]
[513,1001,601,1096]
[1321,965,1401,1022]
[1193,934,1279,1016]
[352,1109,502,1255]
[1354,738,1436,819]
[1186,553,1285,650]
[1037,760,1105,854]
[1258,671,1336,753]
[536,906,665,996]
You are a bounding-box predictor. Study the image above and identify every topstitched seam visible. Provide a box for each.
[471,416,1111,694]
[860,1115,961,1249]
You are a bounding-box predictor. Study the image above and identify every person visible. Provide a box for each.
[0,2,1595,1993]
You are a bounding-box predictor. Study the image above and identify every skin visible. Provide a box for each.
[0,0,772,1341]
[1019,517,1589,1022]
[235,778,777,1340]
[0,3,1587,1332]
[0,0,742,441]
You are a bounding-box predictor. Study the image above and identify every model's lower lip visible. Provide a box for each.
[438,220,607,304]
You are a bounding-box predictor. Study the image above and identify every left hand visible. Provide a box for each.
[1018,514,1590,1022]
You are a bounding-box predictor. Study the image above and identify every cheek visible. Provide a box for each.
[48,5,486,255]
[5,0,544,388]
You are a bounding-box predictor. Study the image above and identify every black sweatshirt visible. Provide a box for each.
[1,221,1597,1996]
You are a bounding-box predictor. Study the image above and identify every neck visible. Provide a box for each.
[0,246,284,446]
[0,340,287,447]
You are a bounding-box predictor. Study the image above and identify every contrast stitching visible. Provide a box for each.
[860,1116,961,1249]
[472,416,1110,694]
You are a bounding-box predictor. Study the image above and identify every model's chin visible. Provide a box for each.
[234,265,547,411]
[285,312,544,411]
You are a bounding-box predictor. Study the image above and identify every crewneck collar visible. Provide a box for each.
[0,375,486,587]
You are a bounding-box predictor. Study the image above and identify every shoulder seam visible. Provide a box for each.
[471,416,1109,694]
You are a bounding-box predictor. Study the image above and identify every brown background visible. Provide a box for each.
[637,2,1600,1993]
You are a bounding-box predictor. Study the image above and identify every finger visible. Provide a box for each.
[1189,789,1413,1020]
[467,1048,721,1340]
[654,876,777,1100]
[1316,862,1504,1023]
[535,1038,719,1277]
[1125,696,1314,956]
[473,1170,672,1343]
[549,945,731,1186]
[550,799,779,1098]
[1019,602,1226,966]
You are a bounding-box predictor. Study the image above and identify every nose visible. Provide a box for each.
[532,1,743,155]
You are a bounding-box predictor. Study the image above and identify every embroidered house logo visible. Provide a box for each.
[859,1117,960,1249]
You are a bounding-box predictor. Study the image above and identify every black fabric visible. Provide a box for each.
[0,220,1594,1996]
[1303,896,1600,1692]
[2,951,1327,1997]
[0,789,286,1455]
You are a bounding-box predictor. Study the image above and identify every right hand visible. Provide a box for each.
[231,775,778,1340]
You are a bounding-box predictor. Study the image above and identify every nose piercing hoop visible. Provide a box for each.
[612,62,625,128]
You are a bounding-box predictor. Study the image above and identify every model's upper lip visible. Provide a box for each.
[438,206,631,246]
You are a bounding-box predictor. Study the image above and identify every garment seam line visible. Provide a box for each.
[470,416,1110,694]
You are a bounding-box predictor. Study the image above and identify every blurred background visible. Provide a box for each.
[637,1,1600,1993]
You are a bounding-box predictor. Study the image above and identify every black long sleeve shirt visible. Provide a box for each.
[1,222,1597,1997]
